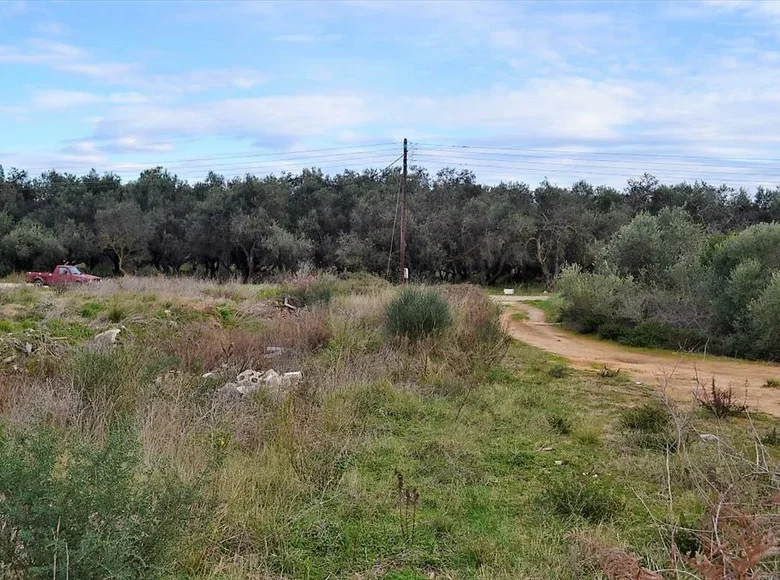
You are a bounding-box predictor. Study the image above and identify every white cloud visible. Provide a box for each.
[35,21,65,35]
[0,38,264,92]
[275,33,340,43]
[0,0,26,19]
[147,68,266,92]
[64,136,174,155]
[399,78,640,141]
[30,90,150,110]
[91,94,374,141]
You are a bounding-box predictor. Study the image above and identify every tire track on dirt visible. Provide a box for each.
[494,296,780,417]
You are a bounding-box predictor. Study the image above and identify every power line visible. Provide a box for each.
[417,141,780,164]
[415,155,780,186]
[4,142,399,173]
[419,146,780,174]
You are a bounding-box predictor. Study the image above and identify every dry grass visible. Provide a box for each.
[0,374,80,428]
[2,277,779,578]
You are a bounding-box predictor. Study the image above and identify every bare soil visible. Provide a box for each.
[495,296,780,417]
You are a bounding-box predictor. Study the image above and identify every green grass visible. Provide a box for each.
[193,340,757,578]
[79,300,105,318]
[0,281,776,578]
[44,319,94,343]
[524,298,559,321]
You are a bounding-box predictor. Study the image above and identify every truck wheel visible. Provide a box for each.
[34,279,44,287]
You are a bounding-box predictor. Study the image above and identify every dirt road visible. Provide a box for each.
[494,296,780,416]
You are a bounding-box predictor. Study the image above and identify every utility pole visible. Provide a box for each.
[399,138,408,284]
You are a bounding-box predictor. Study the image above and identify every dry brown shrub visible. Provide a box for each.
[0,374,80,428]
[305,346,416,394]
[441,284,510,375]
[167,325,268,373]
[684,502,780,579]
[694,377,748,418]
[265,309,332,353]
[167,308,330,375]
[570,533,663,580]
[139,370,268,468]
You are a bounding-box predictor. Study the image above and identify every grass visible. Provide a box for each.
[0,276,777,578]
[524,298,561,322]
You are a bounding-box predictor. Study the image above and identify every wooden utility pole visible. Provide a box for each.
[399,138,408,284]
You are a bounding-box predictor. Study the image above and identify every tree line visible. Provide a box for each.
[556,209,780,361]
[1,164,779,287]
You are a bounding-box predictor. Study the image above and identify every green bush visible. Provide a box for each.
[283,275,341,307]
[619,403,677,450]
[385,287,452,342]
[70,347,142,418]
[547,362,569,378]
[107,302,127,323]
[749,272,780,360]
[546,414,572,435]
[543,476,622,523]
[0,424,201,579]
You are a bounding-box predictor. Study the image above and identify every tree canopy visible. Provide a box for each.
[1,163,779,288]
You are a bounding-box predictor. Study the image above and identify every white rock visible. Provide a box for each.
[202,372,217,379]
[554,460,564,466]
[236,382,259,395]
[224,368,303,400]
[283,371,302,384]
[265,346,284,357]
[93,328,122,345]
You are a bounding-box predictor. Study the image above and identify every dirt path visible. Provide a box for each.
[494,296,780,416]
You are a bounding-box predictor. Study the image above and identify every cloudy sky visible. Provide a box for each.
[3,0,780,188]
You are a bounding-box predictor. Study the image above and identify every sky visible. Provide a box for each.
[3,0,780,189]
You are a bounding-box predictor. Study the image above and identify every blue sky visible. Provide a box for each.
[3,0,780,188]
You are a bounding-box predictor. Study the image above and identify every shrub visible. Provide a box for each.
[597,365,620,378]
[70,347,144,421]
[761,427,780,445]
[0,424,202,579]
[619,403,677,450]
[694,378,747,418]
[619,403,669,433]
[107,302,127,323]
[749,272,780,361]
[543,476,622,523]
[443,285,510,374]
[548,362,569,378]
[385,288,452,342]
[282,274,341,308]
[556,264,636,333]
[546,414,572,435]
[765,378,780,388]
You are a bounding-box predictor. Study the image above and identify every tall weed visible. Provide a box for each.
[0,424,203,579]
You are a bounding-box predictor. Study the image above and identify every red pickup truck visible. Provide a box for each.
[25,265,101,287]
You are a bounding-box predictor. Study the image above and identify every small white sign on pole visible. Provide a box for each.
[403,268,409,280]
[503,288,515,295]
